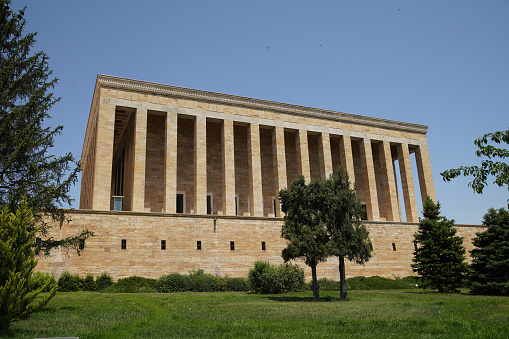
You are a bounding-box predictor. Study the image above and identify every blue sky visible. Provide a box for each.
[14,0,508,224]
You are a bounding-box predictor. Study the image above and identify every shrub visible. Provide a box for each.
[32,271,56,292]
[249,261,306,294]
[95,272,114,291]
[276,263,306,293]
[58,271,83,292]
[82,274,97,291]
[188,269,219,292]
[248,261,278,294]
[226,277,249,291]
[101,276,158,293]
[156,273,191,293]
[347,276,418,290]
[316,278,341,291]
[216,276,228,292]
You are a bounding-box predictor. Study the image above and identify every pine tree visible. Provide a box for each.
[0,0,91,254]
[469,208,509,296]
[324,168,372,300]
[0,201,57,331]
[412,197,468,293]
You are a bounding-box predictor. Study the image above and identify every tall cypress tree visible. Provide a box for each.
[0,0,91,254]
[412,197,468,293]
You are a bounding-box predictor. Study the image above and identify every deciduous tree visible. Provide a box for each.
[441,129,509,203]
[469,207,509,296]
[412,197,468,293]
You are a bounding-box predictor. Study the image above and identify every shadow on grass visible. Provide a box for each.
[268,295,344,302]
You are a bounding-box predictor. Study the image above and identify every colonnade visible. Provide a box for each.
[95,105,436,223]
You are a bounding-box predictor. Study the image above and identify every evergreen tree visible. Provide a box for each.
[0,0,91,254]
[412,197,468,293]
[0,201,57,331]
[279,176,329,301]
[323,168,372,300]
[469,208,509,296]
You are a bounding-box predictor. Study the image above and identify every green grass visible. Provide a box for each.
[2,290,509,338]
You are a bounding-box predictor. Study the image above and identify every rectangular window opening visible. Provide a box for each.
[235,195,239,216]
[161,240,166,250]
[392,243,397,251]
[207,193,213,215]
[272,196,277,217]
[121,239,127,250]
[79,239,85,251]
[197,241,202,250]
[261,241,266,251]
[176,192,185,213]
[361,203,368,220]
[230,241,235,251]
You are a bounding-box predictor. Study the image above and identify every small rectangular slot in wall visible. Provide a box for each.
[161,240,166,250]
[197,241,202,250]
[79,239,85,250]
[121,239,126,250]
[261,241,266,251]
[392,243,397,251]
[230,241,235,251]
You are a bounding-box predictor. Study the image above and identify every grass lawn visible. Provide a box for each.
[2,290,509,338]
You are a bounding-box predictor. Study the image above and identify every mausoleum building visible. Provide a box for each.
[36,75,482,280]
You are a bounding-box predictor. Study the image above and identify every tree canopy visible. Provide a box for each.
[323,168,371,300]
[0,0,91,255]
[279,175,329,301]
[441,129,509,203]
[412,197,468,293]
[279,168,372,301]
[469,207,509,296]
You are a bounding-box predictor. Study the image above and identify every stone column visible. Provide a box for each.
[92,97,115,211]
[272,126,287,217]
[320,132,333,179]
[397,143,419,222]
[194,115,207,215]
[164,111,178,214]
[248,123,263,216]
[379,140,400,221]
[359,138,380,221]
[339,135,355,188]
[296,129,311,182]
[222,119,236,216]
[132,107,147,212]
[415,143,436,203]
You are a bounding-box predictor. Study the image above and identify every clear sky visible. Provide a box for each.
[14,0,508,225]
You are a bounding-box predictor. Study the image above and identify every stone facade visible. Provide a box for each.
[36,75,484,280]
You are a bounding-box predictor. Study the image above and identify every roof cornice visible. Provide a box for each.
[97,74,428,134]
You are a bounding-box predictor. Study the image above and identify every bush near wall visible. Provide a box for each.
[101,276,158,293]
[312,276,419,291]
[248,261,306,294]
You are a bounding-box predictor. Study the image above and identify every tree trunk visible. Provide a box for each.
[339,256,347,300]
[311,264,319,301]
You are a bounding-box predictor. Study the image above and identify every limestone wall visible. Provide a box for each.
[36,210,485,281]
